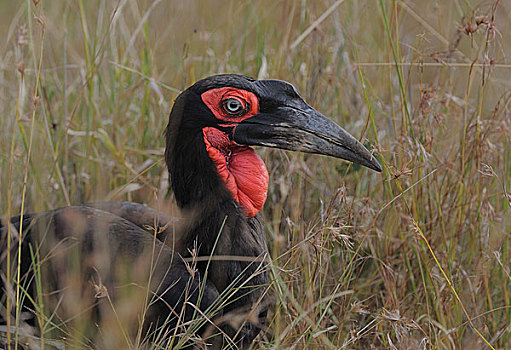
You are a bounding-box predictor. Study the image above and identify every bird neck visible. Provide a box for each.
[167,127,266,252]
[168,127,269,296]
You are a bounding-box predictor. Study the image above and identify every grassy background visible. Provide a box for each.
[1,0,510,348]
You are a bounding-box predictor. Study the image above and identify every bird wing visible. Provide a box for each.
[83,201,179,243]
[1,204,220,341]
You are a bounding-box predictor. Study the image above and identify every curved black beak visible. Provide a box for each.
[233,105,382,172]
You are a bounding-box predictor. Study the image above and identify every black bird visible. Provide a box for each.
[1,74,381,348]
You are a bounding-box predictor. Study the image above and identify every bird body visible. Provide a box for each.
[1,74,381,348]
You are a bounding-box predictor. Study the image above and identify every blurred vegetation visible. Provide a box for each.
[1,0,510,348]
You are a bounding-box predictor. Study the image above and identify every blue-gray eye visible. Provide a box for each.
[222,98,247,115]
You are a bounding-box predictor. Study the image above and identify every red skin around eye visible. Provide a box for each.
[201,87,259,122]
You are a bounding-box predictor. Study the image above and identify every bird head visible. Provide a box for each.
[167,74,381,170]
[166,74,381,217]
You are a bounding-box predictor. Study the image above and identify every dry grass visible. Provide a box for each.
[1,0,510,349]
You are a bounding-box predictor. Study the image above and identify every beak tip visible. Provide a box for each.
[370,157,383,172]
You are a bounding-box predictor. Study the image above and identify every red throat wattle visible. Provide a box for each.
[203,127,269,217]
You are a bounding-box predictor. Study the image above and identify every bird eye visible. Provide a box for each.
[222,98,247,116]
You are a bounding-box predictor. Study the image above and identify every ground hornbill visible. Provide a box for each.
[0,74,381,348]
